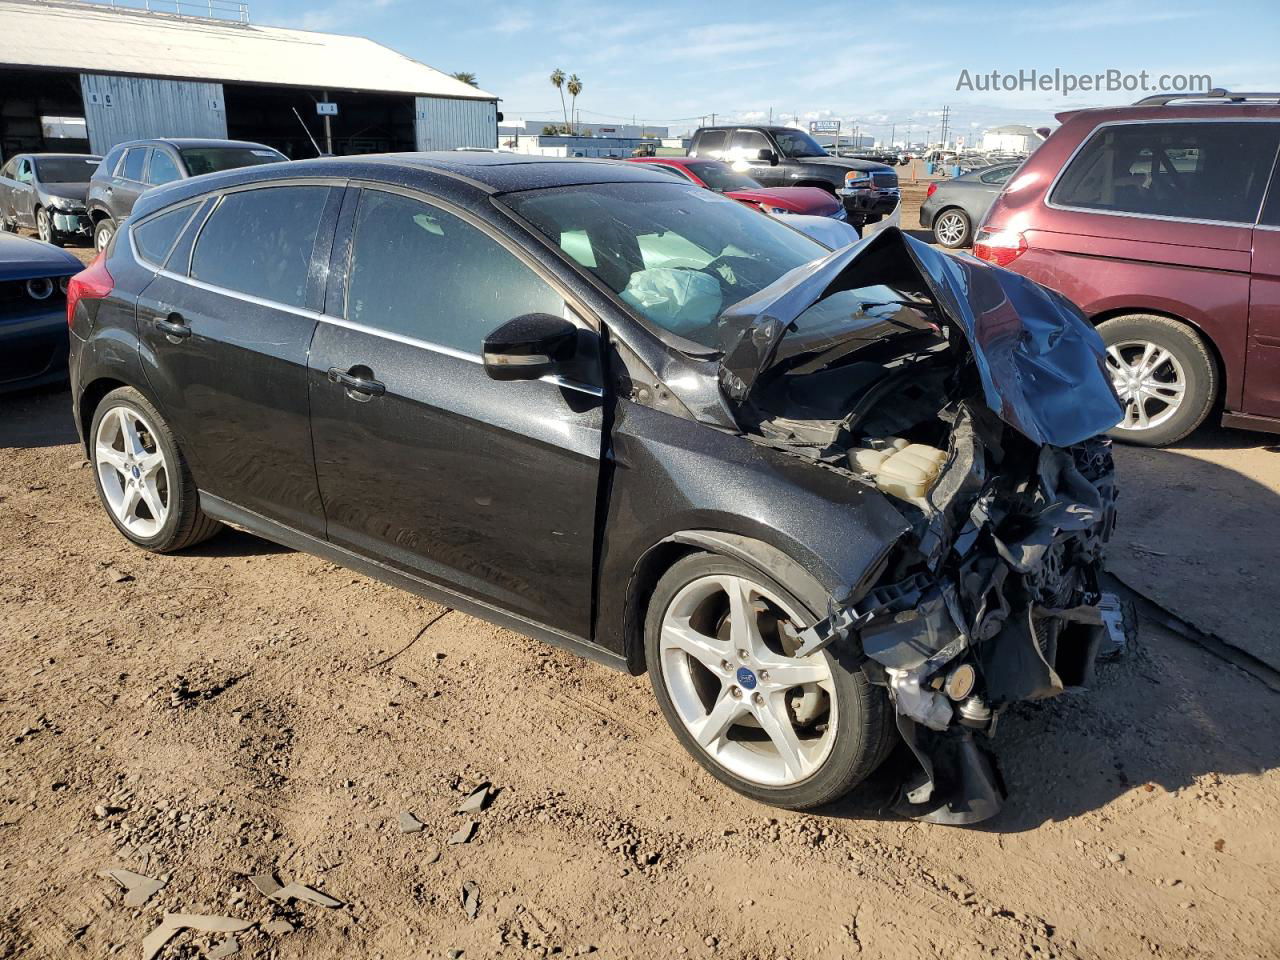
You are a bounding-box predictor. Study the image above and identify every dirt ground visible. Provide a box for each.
[4,206,1280,960]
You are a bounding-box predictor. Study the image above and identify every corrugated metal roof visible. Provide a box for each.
[0,0,497,100]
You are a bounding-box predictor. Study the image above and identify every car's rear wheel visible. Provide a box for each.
[90,387,221,552]
[932,208,971,248]
[645,553,894,809]
[93,217,116,252]
[1097,314,1217,447]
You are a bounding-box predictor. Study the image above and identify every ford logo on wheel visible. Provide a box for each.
[735,666,757,690]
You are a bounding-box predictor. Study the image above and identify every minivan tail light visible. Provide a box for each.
[972,229,1028,267]
[925,182,938,199]
[66,251,114,328]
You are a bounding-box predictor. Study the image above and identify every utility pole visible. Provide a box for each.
[938,104,950,151]
[322,90,333,155]
[768,107,772,124]
[890,123,896,148]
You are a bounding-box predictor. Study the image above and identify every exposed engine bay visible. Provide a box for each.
[717,229,1129,824]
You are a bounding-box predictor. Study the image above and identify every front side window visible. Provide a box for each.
[147,150,182,185]
[1050,121,1280,223]
[121,148,148,182]
[505,181,825,343]
[345,189,564,353]
[729,129,772,160]
[190,186,329,307]
[15,158,32,182]
[772,129,828,159]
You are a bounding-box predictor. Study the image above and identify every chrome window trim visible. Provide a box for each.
[1043,116,1280,228]
[147,267,604,398]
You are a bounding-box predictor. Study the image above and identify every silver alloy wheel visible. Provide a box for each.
[934,210,967,246]
[37,209,52,243]
[1105,339,1187,432]
[659,573,836,786]
[95,222,112,251]
[95,405,170,538]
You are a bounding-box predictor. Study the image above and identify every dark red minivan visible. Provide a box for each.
[975,91,1280,446]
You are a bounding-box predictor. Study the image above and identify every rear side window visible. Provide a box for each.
[121,147,147,182]
[98,146,124,177]
[147,150,182,186]
[345,189,564,353]
[132,204,197,266]
[191,186,328,307]
[1050,121,1280,223]
[694,130,728,157]
[980,165,1015,184]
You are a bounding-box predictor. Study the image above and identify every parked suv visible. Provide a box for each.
[688,126,898,226]
[976,90,1280,446]
[69,153,1123,824]
[87,138,286,251]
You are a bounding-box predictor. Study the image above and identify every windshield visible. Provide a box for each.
[773,130,829,159]
[33,157,98,183]
[503,182,826,345]
[179,146,286,176]
[685,161,761,192]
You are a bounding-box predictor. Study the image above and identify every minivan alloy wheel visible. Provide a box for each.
[658,573,836,786]
[94,406,170,538]
[1105,339,1187,432]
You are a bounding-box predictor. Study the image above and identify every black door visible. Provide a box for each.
[308,186,605,640]
[135,183,341,537]
[732,130,786,187]
[106,146,149,221]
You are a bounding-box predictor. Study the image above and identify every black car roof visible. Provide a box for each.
[130,151,681,220]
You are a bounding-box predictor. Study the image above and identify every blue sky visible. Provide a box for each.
[251,0,1278,141]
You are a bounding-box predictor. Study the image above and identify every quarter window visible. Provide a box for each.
[1050,121,1280,223]
[121,147,147,182]
[345,189,564,353]
[190,186,329,307]
[147,150,182,186]
[133,204,197,266]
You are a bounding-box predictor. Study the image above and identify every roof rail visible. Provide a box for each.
[1135,88,1280,106]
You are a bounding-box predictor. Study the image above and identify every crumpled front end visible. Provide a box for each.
[725,229,1130,824]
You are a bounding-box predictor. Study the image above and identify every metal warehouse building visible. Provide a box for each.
[0,0,500,161]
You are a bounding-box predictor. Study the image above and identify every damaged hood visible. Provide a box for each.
[715,227,1124,448]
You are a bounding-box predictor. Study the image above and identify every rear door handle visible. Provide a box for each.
[153,312,191,341]
[328,366,385,399]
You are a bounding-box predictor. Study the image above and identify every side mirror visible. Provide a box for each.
[757,149,779,165]
[483,313,578,381]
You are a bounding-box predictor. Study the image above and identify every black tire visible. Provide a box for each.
[644,552,895,810]
[35,207,63,246]
[1096,314,1217,447]
[93,217,116,253]
[932,207,971,248]
[89,386,222,552]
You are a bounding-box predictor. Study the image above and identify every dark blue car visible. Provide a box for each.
[0,231,82,392]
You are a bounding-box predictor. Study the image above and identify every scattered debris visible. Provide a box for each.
[99,868,166,908]
[1214,839,1226,853]
[457,783,493,814]
[448,820,478,845]
[460,881,480,919]
[447,950,463,959]
[424,844,441,865]
[399,811,425,834]
[249,873,282,898]
[207,936,241,959]
[109,571,134,584]
[141,914,252,960]
[262,918,295,935]
[268,881,343,908]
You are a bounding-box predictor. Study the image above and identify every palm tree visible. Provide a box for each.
[451,72,478,87]
[550,69,568,132]
[567,74,583,134]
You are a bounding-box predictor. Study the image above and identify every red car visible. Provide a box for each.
[975,90,1280,446]
[625,156,845,220]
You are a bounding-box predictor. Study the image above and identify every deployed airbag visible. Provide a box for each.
[620,267,723,336]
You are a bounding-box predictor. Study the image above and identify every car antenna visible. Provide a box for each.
[291,107,325,157]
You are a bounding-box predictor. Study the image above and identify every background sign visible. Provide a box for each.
[316,102,339,116]
[808,120,840,134]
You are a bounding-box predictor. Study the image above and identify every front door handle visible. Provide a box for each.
[153,312,191,341]
[328,366,386,399]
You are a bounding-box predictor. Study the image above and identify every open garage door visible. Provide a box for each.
[224,84,417,159]
[0,67,91,161]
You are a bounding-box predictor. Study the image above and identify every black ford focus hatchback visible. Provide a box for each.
[68,153,1126,824]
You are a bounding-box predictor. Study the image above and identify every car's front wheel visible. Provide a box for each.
[93,217,116,252]
[645,553,894,809]
[932,208,971,248]
[1098,314,1217,447]
[36,208,63,246]
[89,387,221,552]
